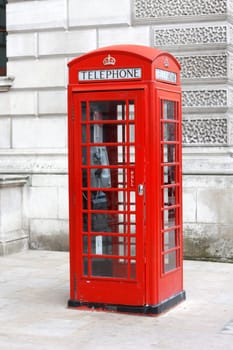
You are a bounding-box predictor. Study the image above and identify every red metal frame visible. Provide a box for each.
[68,45,185,314]
[70,90,145,305]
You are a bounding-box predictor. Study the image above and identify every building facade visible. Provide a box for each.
[0,0,233,261]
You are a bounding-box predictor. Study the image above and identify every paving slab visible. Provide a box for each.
[0,251,233,349]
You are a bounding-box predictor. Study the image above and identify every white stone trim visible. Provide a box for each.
[0,175,29,188]
[0,76,14,92]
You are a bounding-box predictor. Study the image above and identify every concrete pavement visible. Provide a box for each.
[0,250,233,349]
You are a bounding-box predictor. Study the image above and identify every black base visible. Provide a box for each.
[68,290,186,315]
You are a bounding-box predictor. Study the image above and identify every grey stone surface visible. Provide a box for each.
[0,250,233,349]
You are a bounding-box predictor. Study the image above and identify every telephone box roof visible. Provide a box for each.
[68,44,180,68]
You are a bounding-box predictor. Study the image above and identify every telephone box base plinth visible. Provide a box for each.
[68,291,186,315]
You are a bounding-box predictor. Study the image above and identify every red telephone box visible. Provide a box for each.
[67,45,185,314]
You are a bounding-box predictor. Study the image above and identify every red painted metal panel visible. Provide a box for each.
[68,45,184,313]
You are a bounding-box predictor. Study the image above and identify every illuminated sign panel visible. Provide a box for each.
[156,69,177,83]
[78,68,142,81]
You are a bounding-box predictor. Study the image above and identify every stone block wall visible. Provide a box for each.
[0,176,28,255]
[0,0,232,260]
[137,0,233,261]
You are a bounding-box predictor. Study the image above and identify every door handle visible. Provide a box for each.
[138,184,144,196]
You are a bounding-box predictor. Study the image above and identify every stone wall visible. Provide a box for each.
[0,0,232,260]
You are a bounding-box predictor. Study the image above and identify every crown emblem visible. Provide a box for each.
[103,54,116,66]
[164,57,169,68]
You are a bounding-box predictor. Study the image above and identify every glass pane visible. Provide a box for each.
[82,191,88,209]
[130,237,136,256]
[91,190,129,211]
[90,235,130,256]
[164,230,176,251]
[163,101,175,120]
[82,147,87,165]
[116,124,126,143]
[129,124,135,142]
[129,101,135,120]
[164,251,177,273]
[90,146,110,167]
[83,257,88,276]
[164,209,176,228]
[83,235,88,253]
[117,104,125,120]
[130,191,136,204]
[130,224,136,234]
[91,213,112,233]
[130,146,135,163]
[163,144,176,163]
[95,123,133,144]
[91,258,128,278]
[91,191,108,210]
[81,102,87,121]
[82,169,88,187]
[91,213,134,234]
[130,214,136,223]
[110,168,127,188]
[163,166,176,184]
[91,235,113,255]
[130,259,136,279]
[163,122,176,141]
[82,213,88,232]
[90,101,125,122]
[163,187,176,207]
[81,125,87,143]
[90,123,130,144]
[118,170,127,187]
[88,145,129,166]
[117,190,128,207]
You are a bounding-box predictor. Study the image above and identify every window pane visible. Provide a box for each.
[82,147,87,165]
[130,259,136,279]
[164,209,176,228]
[163,122,176,141]
[81,102,87,121]
[163,187,176,207]
[82,213,88,232]
[82,169,88,187]
[163,144,176,163]
[83,235,88,253]
[164,251,177,273]
[90,235,130,256]
[130,237,136,256]
[129,101,135,120]
[81,125,87,143]
[91,258,128,278]
[163,166,176,184]
[91,213,112,233]
[163,101,175,120]
[83,257,88,276]
[91,190,124,207]
[90,235,113,255]
[90,101,126,121]
[164,230,176,251]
